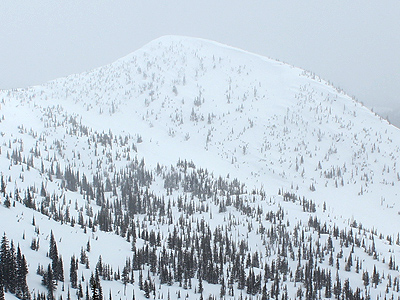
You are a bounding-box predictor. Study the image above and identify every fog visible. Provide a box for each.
[1,1,399,112]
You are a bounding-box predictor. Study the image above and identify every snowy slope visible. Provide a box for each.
[2,36,399,234]
[1,36,400,299]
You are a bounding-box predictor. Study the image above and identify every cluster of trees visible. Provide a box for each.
[0,234,30,300]
[5,154,400,298]
[34,232,104,300]
[35,231,64,300]
[3,128,400,299]
[52,198,399,300]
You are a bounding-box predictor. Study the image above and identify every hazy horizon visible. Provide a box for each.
[1,1,399,110]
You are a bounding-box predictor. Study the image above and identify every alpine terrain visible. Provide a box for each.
[0,36,400,300]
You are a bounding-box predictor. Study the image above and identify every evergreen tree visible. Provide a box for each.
[0,235,30,299]
[57,256,64,282]
[198,276,203,294]
[122,266,129,295]
[70,256,78,289]
[143,280,150,299]
[45,264,55,300]
[261,284,268,300]
[237,264,245,290]
[15,246,30,300]
[0,284,4,300]
[8,241,17,294]
[343,279,352,300]
[333,272,341,299]
[0,234,9,290]
[85,283,89,300]
[49,231,59,279]
[138,270,143,290]
[362,271,369,287]
[1,175,6,197]
[246,268,256,295]
[325,270,332,298]
[80,248,87,265]
[77,283,83,299]
[90,272,102,300]
[272,271,280,299]
[372,265,379,287]
[3,196,10,208]
[220,277,226,298]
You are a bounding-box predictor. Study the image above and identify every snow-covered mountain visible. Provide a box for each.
[1,36,400,300]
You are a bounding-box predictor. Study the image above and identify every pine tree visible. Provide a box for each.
[49,231,59,278]
[70,256,78,289]
[24,189,35,209]
[272,271,280,299]
[345,252,352,272]
[0,175,6,197]
[85,283,89,300]
[343,279,351,300]
[372,265,379,287]
[333,272,341,299]
[77,283,83,299]
[90,273,99,300]
[261,284,268,300]
[198,276,203,294]
[15,245,30,300]
[362,271,369,287]
[246,268,256,295]
[220,277,226,298]
[0,234,9,290]
[237,264,245,290]
[325,270,332,298]
[0,284,4,300]
[7,241,17,294]
[139,270,143,290]
[80,247,87,265]
[3,195,10,208]
[40,182,46,197]
[57,256,64,282]
[90,272,102,300]
[122,266,129,295]
[45,264,55,300]
[143,280,150,299]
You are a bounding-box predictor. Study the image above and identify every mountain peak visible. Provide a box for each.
[116,35,281,73]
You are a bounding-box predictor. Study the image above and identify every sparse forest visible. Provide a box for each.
[1,36,400,300]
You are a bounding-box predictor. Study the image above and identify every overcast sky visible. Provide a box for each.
[1,1,399,109]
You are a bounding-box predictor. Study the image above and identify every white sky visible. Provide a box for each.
[1,1,399,108]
